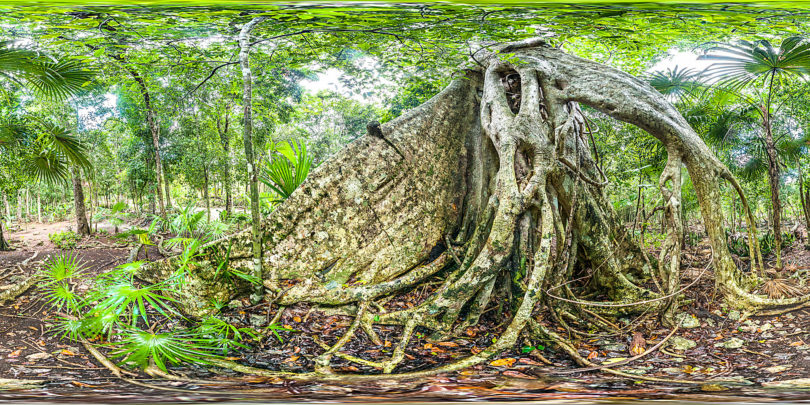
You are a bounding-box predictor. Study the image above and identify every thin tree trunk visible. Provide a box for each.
[0,191,8,251]
[763,119,783,269]
[120,62,166,219]
[16,191,22,224]
[3,193,10,220]
[37,194,41,223]
[0,219,8,250]
[72,170,91,236]
[217,108,233,216]
[164,163,172,212]
[799,163,810,242]
[204,166,211,223]
[239,16,267,303]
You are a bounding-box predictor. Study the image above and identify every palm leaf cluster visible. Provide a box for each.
[260,139,313,202]
[0,41,93,101]
[699,37,810,90]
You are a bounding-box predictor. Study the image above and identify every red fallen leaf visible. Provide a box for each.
[8,349,22,358]
[518,357,543,366]
[293,346,301,354]
[587,351,598,360]
[503,370,537,379]
[465,328,477,337]
[490,358,516,367]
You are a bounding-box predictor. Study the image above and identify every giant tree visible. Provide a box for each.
[139,40,810,378]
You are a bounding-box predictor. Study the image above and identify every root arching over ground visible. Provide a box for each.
[136,39,810,378]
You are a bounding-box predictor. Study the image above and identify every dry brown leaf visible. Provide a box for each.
[490,358,516,367]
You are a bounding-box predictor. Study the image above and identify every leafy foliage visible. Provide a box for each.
[49,230,82,249]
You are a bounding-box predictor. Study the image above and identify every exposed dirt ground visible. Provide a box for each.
[3,221,810,402]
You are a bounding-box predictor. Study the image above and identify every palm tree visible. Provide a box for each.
[699,36,810,269]
[0,42,94,249]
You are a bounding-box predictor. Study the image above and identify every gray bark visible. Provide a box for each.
[239,16,266,303]
[72,171,90,236]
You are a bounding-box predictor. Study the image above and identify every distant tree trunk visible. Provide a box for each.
[3,193,10,220]
[0,191,9,251]
[37,194,42,223]
[16,191,22,224]
[72,170,90,236]
[800,164,810,241]
[204,166,211,223]
[217,107,233,216]
[763,118,783,269]
[164,163,172,212]
[120,62,166,219]
[24,189,29,221]
[239,16,266,303]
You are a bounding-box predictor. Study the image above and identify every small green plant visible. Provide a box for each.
[49,230,82,249]
[111,329,221,371]
[197,316,260,354]
[260,139,313,204]
[266,323,296,343]
[88,280,177,326]
[39,252,86,314]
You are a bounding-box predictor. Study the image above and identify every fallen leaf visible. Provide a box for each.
[436,341,459,347]
[587,351,598,360]
[518,357,543,366]
[8,350,22,358]
[60,350,76,356]
[71,381,96,388]
[490,358,516,367]
[292,316,302,323]
[502,370,537,379]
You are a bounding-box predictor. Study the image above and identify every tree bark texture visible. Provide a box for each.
[72,171,90,236]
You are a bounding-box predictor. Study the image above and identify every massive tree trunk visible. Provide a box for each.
[72,170,91,236]
[138,40,809,376]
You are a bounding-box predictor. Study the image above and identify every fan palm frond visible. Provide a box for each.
[0,41,93,100]
[649,65,701,100]
[260,140,313,201]
[700,37,810,91]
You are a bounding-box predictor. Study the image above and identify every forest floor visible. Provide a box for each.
[3,220,810,402]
